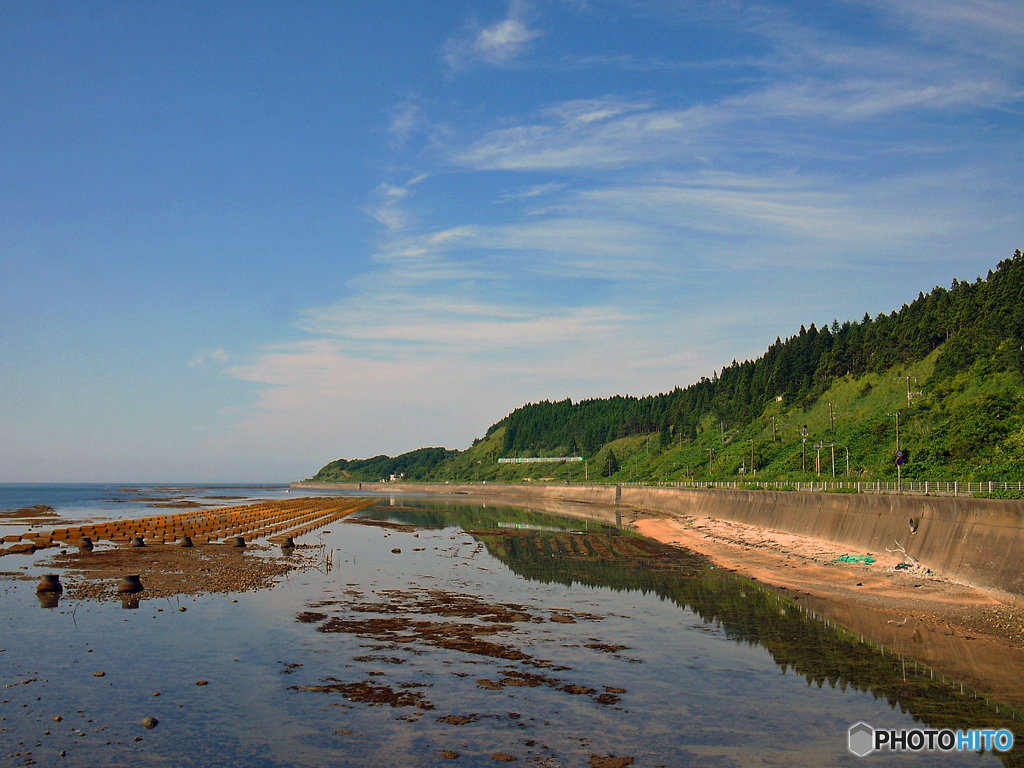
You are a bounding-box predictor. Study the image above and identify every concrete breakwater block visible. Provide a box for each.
[37,574,63,593]
[118,575,144,594]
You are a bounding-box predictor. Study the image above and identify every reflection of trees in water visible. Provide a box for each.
[476,527,1024,764]
[356,500,1022,762]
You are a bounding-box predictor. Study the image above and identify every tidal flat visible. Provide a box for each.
[0,492,1018,766]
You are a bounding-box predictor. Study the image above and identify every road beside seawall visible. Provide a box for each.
[291,481,1024,598]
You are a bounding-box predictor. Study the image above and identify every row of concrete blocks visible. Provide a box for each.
[1,497,378,557]
[4,497,361,544]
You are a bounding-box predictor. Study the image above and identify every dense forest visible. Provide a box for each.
[311,249,1024,485]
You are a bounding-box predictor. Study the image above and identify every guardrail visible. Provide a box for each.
[617,480,1024,496]
[298,478,1024,497]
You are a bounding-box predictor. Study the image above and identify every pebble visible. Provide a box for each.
[93,671,105,678]
[196,680,209,686]
[142,716,158,729]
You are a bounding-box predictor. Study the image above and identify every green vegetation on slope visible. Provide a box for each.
[311,249,1024,484]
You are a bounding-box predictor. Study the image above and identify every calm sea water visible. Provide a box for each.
[0,487,1015,766]
[1,483,305,524]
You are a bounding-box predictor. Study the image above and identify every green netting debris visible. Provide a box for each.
[834,554,875,564]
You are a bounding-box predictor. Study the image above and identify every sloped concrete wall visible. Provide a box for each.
[620,487,1024,596]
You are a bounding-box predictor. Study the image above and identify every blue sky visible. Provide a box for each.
[2,1,1021,482]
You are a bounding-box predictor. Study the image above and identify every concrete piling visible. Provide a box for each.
[118,575,144,594]
[36,574,63,593]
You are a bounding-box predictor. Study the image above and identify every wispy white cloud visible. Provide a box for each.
[728,77,1017,121]
[858,0,1024,63]
[219,295,704,458]
[453,98,714,171]
[388,100,420,148]
[454,64,1016,171]
[298,296,633,356]
[443,1,542,68]
[363,175,431,233]
[188,348,229,368]
[494,181,566,204]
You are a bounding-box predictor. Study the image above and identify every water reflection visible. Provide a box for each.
[471,522,1024,766]
[353,501,1024,765]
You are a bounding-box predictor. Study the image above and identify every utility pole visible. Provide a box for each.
[771,416,777,443]
[750,439,755,475]
[708,448,714,476]
[890,412,902,491]
[831,444,836,477]
[897,376,919,408]
[829,403,835,432]
[800,426,808,472]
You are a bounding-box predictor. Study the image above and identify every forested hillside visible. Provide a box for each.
[311,249,1024,485]
[313,448,455,484]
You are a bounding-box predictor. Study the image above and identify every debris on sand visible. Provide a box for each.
[1,505,58,519]
[295,588,629,709]
[437,715,478,725]
[291,679,434,710]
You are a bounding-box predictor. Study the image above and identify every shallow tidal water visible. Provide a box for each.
[0,488,1018,767]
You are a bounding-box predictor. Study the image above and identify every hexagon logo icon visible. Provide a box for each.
[849,722,874,757]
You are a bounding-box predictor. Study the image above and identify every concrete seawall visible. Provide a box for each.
[292,481,1024,597]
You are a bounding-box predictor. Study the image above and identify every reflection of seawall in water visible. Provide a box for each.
[466,522,1024,765]
[796,590,1024,713]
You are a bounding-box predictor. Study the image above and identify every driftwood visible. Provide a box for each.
[886,539,920,566]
